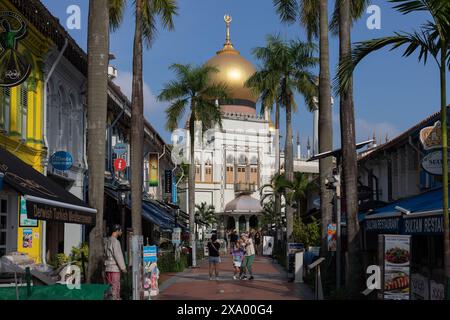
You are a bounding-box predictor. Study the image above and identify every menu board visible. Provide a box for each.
[381,235,411,300]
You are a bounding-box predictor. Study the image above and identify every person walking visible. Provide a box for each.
[254,230,261,256]
[239,233,256,280]
[231,239,245,280]
[207,234,221,280]
[229,230,238,251]
[104,224,127,300]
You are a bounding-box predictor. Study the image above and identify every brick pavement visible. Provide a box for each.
[155,255,314,300]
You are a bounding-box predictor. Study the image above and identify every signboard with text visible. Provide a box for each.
[379,235,411,300]
[149,153,159,187]
[164,170,172,194]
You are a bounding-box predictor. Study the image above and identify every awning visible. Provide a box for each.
[0,147,96,225]
[361,187,447,235]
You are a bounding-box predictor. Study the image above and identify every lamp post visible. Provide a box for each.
[117,183,130,252]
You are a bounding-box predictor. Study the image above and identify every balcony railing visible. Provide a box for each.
[234,182,257,193]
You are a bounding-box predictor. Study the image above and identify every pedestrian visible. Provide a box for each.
[104,224,127,300]
[254,230,261,256]
[207,234,221,280]
[231,239,245,280]
[229,230,238,251]
[239,233,256,280]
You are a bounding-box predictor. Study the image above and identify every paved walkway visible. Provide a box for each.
[155,255,314,300]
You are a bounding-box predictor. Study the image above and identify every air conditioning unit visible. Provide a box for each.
[108,65,118,79]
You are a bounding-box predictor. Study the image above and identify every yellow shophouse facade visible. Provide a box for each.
[0,0,52,263]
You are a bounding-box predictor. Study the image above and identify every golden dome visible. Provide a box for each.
[205,15,257,106]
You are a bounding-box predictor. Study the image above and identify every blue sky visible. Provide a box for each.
[42,0,449,153]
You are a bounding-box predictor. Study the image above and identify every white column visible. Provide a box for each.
[245,216,250,232]
[234,216,239,234]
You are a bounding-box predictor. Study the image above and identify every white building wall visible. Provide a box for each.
[46,51,86,256]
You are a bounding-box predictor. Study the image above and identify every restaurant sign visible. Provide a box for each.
[26,202,95,225]
[365,217,401,233]
[421,151,450,176]
[403,215,444,235]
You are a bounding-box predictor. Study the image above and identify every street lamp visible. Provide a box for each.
[117,182,130,251]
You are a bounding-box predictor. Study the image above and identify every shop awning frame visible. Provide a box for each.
[23,195,97,214]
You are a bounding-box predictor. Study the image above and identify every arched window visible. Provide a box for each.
[204,159,213,183]
[20,81,28,140]
[69,94,82,164]
[195,158,201,182]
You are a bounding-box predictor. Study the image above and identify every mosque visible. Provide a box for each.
[176,15,319,236]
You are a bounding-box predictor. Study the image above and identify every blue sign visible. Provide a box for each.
[143,245,157,263]
[172,173,177,203]
[113,143,128,156]
[50,151,73,171]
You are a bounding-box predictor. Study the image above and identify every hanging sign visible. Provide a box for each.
[0,11,32,87]
[19,196,37,227]
[149,153,159,187]
[164,170,172,194]
[172,227,181,246]
[50,151,73,171]
[327,223,337,252]
[113,143,128,156]
[172,174,177,203]
[421,150,450,176]
[419,121,450,150]
[113,158,127,172]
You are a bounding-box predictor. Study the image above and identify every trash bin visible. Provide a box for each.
[187,246,193,267]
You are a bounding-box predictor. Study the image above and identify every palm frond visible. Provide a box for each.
[330,0,371,36]
[299,0,319,41]
[158,79,188,101]
[335,30,443,95]
[140,0,178,48]
[109,0,126,31]
[165,98,188,131]
[273,0,298,23]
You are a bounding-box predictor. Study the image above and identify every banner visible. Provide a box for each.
[164,170,172,194]
[172,173,177,203]
[327,223,337,252]
[149,153,159,187]
[172,227,181,246]
[380,235,411,300]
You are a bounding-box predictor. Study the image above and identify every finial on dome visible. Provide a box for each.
[224,14,232,45]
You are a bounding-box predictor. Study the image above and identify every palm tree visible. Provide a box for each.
[86,0,110,283]
[195,202,217,226]
[337,0,450,295]
[131,0,177,237]
[246,58,283,222]
[287,172,318,222]
[110,0,178,237]
[158,63,229,267]
[273,0,369,259]
[248,34,318,241]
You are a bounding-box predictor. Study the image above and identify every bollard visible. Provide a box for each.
[25,267,31,298]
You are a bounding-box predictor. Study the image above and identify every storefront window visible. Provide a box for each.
[0,88,11,132]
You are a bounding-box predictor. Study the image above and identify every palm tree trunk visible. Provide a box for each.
[86,0,109,283]
[131,0,143,236]
[189,112,197,266]
[318,0,334,258]
[285,92,294,240]
[440,39,450,296]
[339,0,361,296]
[275,101,281,220]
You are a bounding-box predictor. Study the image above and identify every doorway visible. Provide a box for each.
[0,193,18,257]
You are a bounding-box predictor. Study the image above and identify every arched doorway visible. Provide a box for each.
[239,215,246,233]
[226,216,236,231]
[249,215,258,230]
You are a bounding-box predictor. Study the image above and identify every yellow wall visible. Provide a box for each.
[0,1,53,263]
